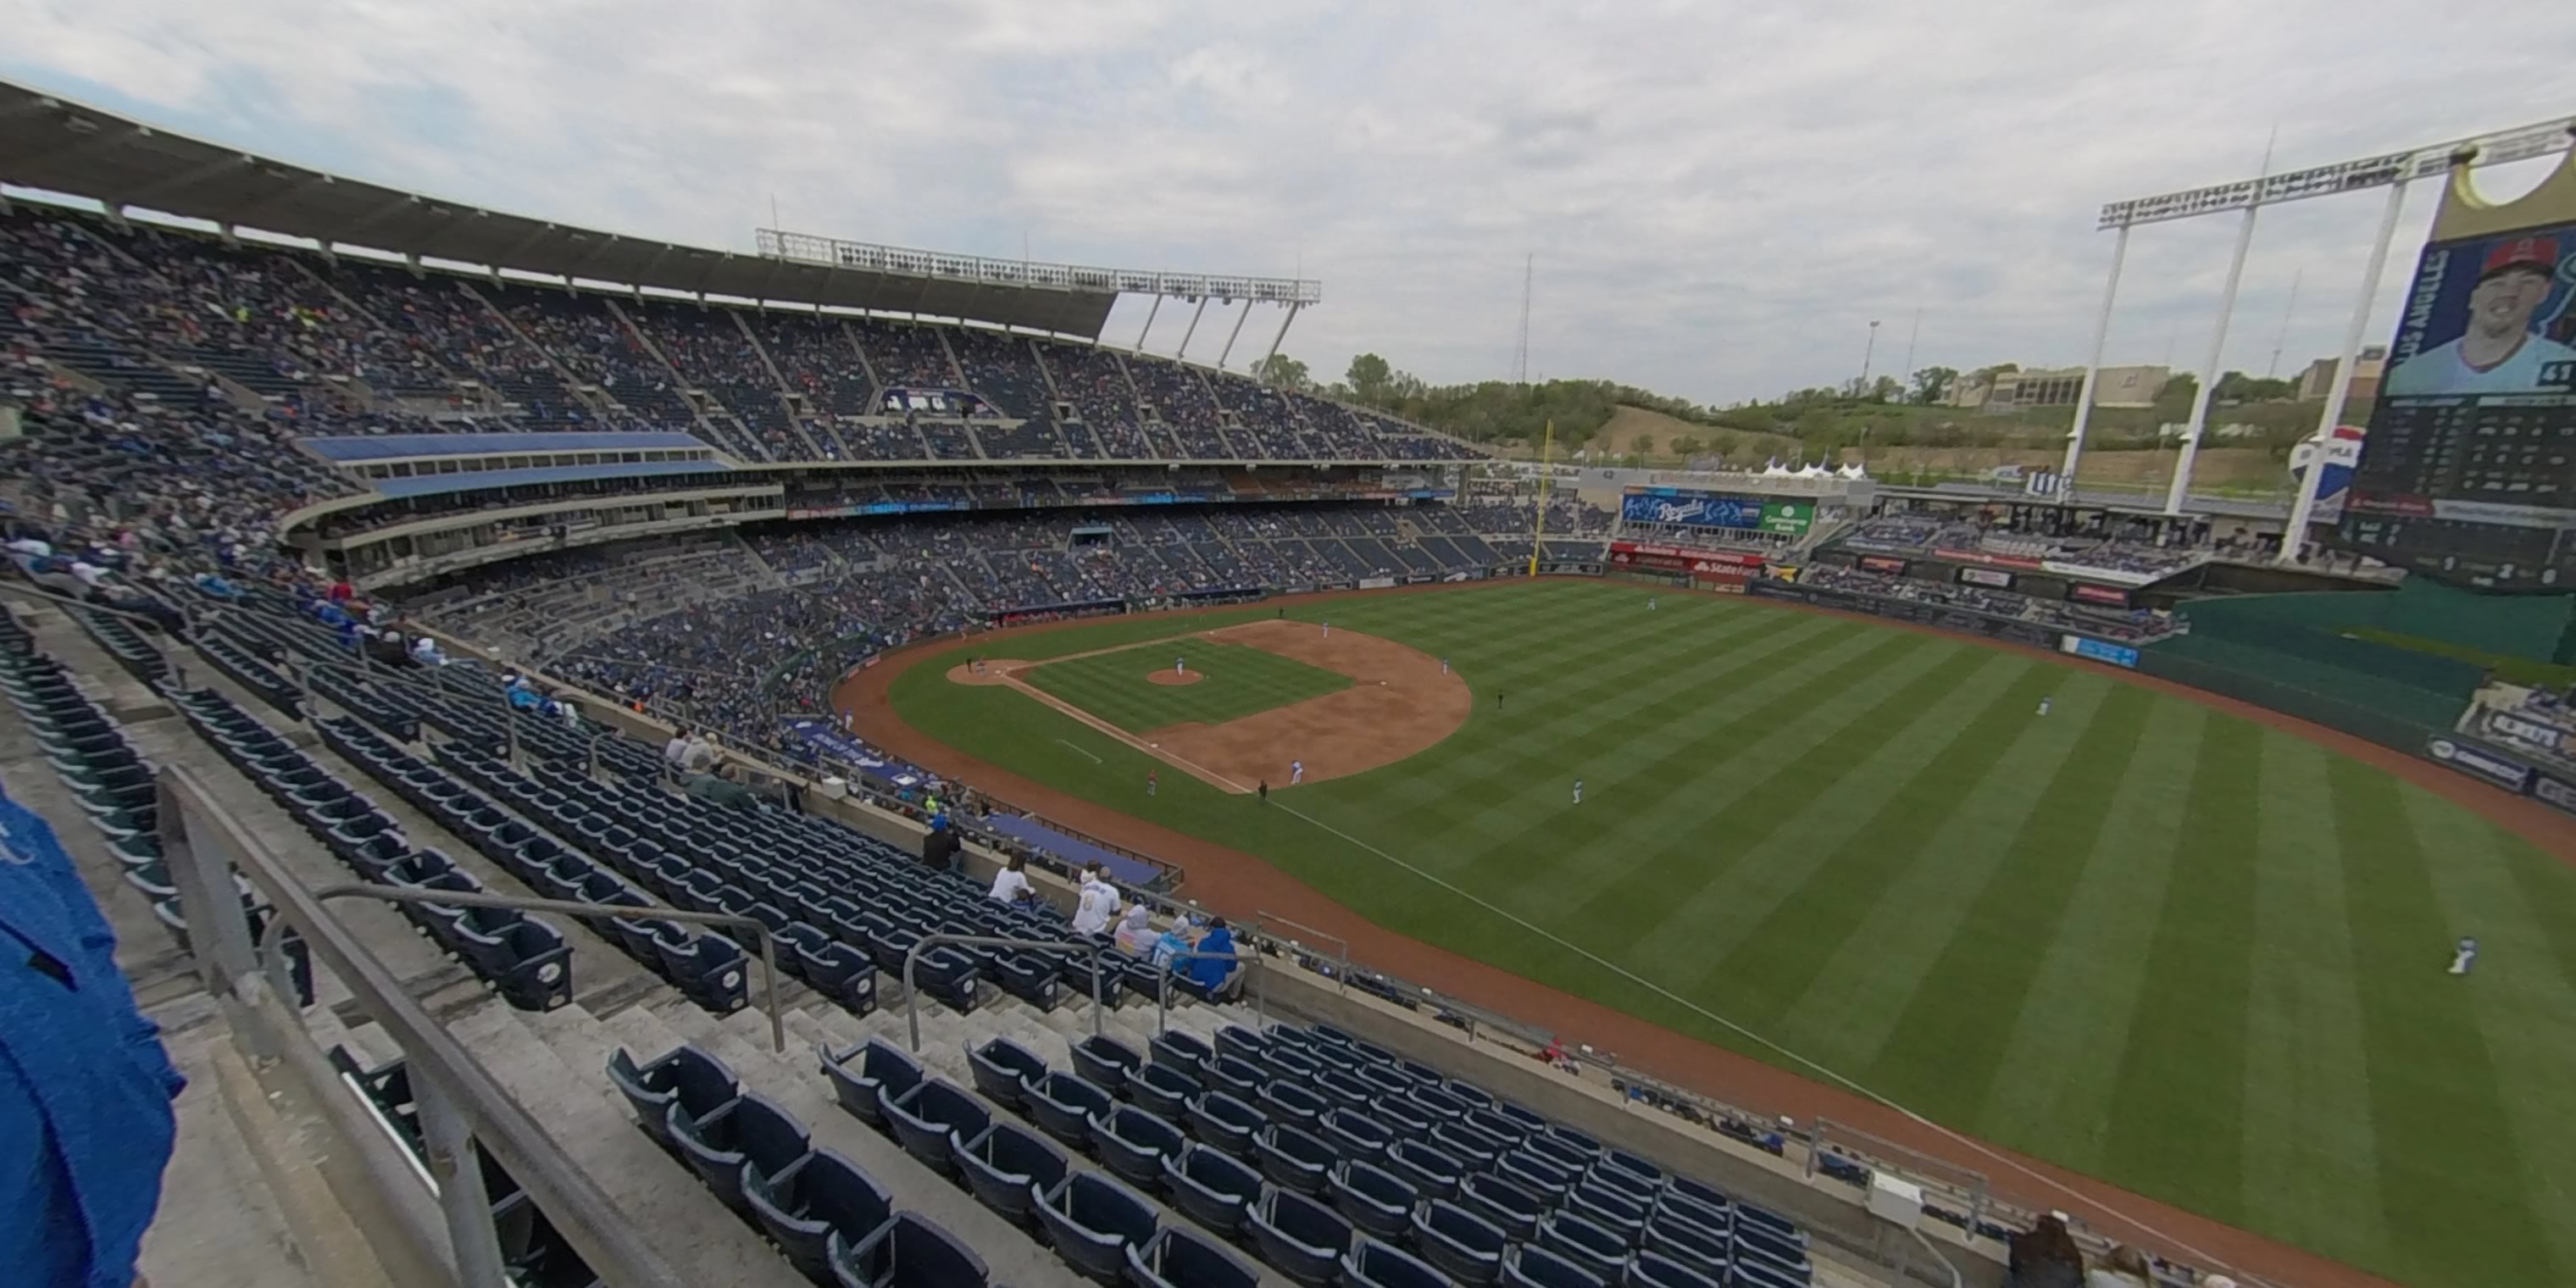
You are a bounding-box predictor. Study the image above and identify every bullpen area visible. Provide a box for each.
[864,577,2576,1288]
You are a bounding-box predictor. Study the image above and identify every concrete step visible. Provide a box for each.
[445,998,808,1288]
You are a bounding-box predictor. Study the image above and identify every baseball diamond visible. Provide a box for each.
[853,577,2576,1288]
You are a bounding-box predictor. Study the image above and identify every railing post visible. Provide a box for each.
[414,1064,512,1288]
[155,777,263,1002]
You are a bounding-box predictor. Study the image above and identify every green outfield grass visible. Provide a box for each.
[888,580,2576,1288]
[1022,639,1352,731]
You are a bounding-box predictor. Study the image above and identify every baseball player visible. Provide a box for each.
[1321,621,1331,639]
[1440,657,1450,675]
[1572,777,1584,805]
[1649,597,1657,611]
[1175,655,1186,677]
[2450,935,2479,976]
[1290,759,1305,786]
[1146,769,1158,797]
[2037,696,2052,716]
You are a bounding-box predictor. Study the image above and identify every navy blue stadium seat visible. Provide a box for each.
[1509,1243,1612,1288]
[1246,1186,1353,1288]
[1126,1224,1262,1288]
[1161,1141,1263,1237]
[956,1121,1067,1228]
[882,1079,987,1177]
[1035,1172,1158,1285]
[668,1091,808,1218]
[1459,1169,1547,1242]
[1184,1090,1265,1158]
[1414,1197,1509,1285]
[1343,1235,1452,1288]
[1127,1061,1202,1123]
[1382,1138,1465,1202]
[742,1147,892,1283]
[1626,1248,1723,1288]
[1540,1211,1633,1283]
[1328,1158,1419,1243]
[1089,1104,1185,1190]
[965,1035,1046,1111]
[606,1045,738,1153]
[1024,1071,1113,1150]
[829,1213,987,1288]
[1253,1120,1336,1195]
[819,1039,919,1132]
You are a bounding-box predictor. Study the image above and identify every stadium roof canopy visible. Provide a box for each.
[0,80,1308,338]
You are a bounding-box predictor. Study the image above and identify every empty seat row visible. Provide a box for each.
[608,1041,991,1287]
[167,686,578,1012]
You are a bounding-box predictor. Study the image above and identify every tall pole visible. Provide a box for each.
[2166,204,2260,514]
[1260,303,1303,382]
[2268,266,2303,378]
[1858,319,1881,392]
[2061,224,2131,496]
[1132,296,1163,354]
[2279,180,2408,566]
[1900,308,1922,397]
[1529,419,1554,577]
[1513,253,1534,385]
[1215,298,1253,370]
[1174,297,1211,362]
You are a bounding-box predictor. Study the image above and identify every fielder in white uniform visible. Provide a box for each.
[1290,759,1305,786]
[2450,936,2479,976]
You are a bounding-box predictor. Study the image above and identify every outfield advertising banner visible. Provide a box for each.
[1758,500,1813,536]
[1620,490,1763,530]
[1858,555,1909,576]
[1935,547,2046,571]
[2423,736,2538,792]
[2533,771,2576,818]
[1958,567,2013,589]
[2061,636,2140,668]
[2069,584,2131,607]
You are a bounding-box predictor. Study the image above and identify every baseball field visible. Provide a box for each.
[872,578,2576,1288]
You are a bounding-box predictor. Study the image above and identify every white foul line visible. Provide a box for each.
[1264,797,2247,1277]
[1053,738,1104,764]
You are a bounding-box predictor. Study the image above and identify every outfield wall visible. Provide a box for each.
[1743,577,2576,826]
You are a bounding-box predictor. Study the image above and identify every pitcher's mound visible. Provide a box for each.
[947,660,1030,686]
[1147,669,1205,686]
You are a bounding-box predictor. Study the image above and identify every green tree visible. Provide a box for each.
[1671,434,1704,458]
[1910,365,1958,404]
[1346,353,1393,406]
[1252,353,1313,391]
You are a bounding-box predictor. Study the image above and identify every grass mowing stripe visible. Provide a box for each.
[1757,672,2118,1070]
[1974,695,2202,1170]
[1481,636,1985,923]
[1682,663,2063,1035]
[1376,613,1862,841]
[1617,649,2034,977]
[2329,762,2554,1288]
[1856,680,2152,1113]
[2405,793,2576,1285]
[1539,631,1954,930]
[2097,713,2261,1225]
[1347,611,1851,824]
[2235,733,2387,1267]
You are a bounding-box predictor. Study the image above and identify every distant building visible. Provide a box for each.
[2296,347,2385,403]
[1944,364,2169,412]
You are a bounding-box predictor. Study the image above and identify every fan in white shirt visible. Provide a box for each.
[1070,864,1119,935]
[987,856,1035,904]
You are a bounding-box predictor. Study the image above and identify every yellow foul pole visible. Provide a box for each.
[1529,419,1554,577]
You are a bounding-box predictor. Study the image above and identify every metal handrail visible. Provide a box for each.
[901,933,1108,1051]
[154,764,688,1288]
[1251,911,1350,993]
[292,883,788,1054]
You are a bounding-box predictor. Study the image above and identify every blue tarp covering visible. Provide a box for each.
[369,460,730,497]
[303,430,710,460]
[982,813,1165,888]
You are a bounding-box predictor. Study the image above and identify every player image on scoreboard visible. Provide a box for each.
[2338,207,2576,591]
[2381,231,2576,397]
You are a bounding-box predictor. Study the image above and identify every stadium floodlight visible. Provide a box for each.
[2062,114,2576,546]
[755,227,1322,306]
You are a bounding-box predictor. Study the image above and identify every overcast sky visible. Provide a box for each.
[6,0,2573,405]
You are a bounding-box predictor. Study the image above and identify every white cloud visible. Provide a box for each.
[3,0,2573,403]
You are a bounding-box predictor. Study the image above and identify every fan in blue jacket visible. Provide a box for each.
[0,777,185,1288]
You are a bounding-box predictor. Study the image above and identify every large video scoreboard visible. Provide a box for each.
[2336,222,2576,589]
